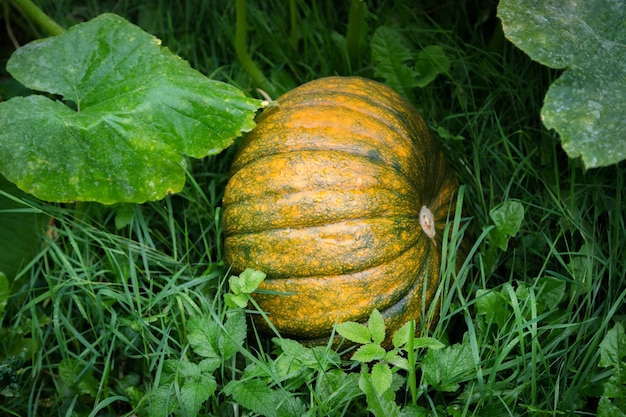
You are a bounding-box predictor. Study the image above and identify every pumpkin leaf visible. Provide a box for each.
[335,321,372,345]
[498,0,626,168]
[368,309,386,345]
[0,13,262,204]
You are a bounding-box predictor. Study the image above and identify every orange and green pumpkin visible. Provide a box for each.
[222,76,459,343]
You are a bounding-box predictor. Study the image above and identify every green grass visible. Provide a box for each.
[2,0,626,416]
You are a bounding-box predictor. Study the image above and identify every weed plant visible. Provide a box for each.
[1,0,625,416]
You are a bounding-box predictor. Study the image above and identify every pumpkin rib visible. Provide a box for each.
[223,150,422,206]
[222,187,418,234]
[228,114,435,203]
[233,125,415,172]
[273,78,421,128]
[225,216,423,278]
[224,213,421,237]
[378,251,439,334]
[276,107,425,160]
[230,114,433,190]
[230,140,423,196]
[251,242,431,338]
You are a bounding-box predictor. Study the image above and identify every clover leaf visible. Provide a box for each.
[498,0,626,168]
[0,13,263,203]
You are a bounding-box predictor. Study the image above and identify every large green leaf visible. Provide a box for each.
[498,0,626,168]
[0,13,263,203]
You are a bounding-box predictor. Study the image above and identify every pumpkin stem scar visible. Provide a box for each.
[419,205,437,247]
[256,88,275,107]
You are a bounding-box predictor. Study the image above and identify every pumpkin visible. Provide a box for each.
[222,76,459,344]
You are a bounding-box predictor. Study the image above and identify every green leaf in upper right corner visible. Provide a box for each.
[498,0,626,168]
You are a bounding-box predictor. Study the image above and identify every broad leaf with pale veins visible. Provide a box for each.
[498,0,626,168]
[0,13,262,203]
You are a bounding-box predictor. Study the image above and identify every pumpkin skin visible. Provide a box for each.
[222,76,459,343]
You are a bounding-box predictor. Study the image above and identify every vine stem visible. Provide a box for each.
[11,0,65,35]
[288,0,298,51]
[234,0,277,98]
[345,0,365,70]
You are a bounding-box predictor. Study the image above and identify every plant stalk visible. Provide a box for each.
[11,0,65,35]
[345,0,365,70]
[234,0,277,98]
[288,0,298,51]
[407,319,417,404]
